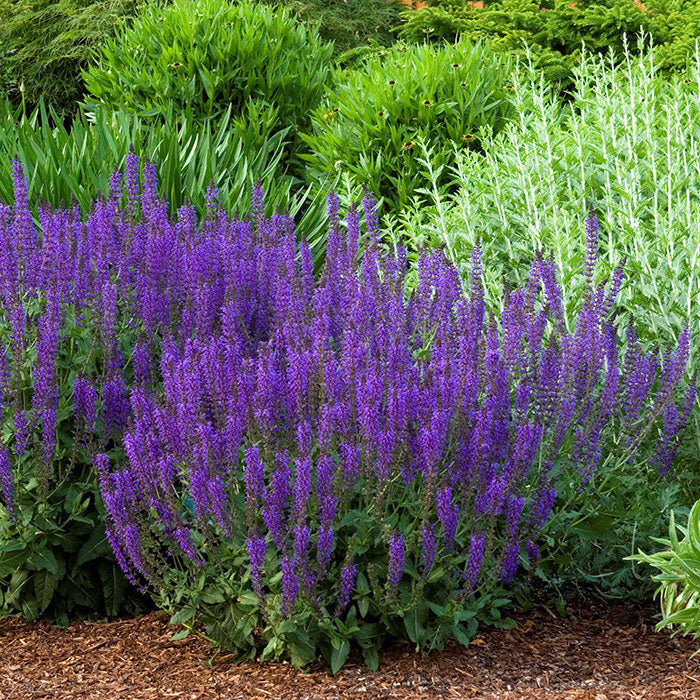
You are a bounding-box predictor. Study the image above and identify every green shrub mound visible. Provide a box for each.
[302,40,512,216]
[398,0,700,83]
[83,0,333,142]
[0,0,141,115]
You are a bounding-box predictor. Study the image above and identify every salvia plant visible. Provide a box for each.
[0,155,694,665]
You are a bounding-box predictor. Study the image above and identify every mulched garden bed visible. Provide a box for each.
[1,603,699,700]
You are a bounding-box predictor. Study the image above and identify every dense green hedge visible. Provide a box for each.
[398,0,700,84]
[0,0,142,115]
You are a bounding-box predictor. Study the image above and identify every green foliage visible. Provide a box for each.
[397,0,700,82]
[0,100,330,257]
[302,40,512,216]
[83,0,334,151]
[0,301,143,623]
[411,46,700,357]
[627,500,700,651]
[157,500,516,670]
[260,0,403,56]
[534,456,699,603]
[0,0,141,116]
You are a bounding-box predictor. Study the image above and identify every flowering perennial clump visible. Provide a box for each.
[0,154,694,662]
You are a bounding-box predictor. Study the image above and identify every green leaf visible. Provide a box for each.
[169,607,196,626]
[0,550,29,577]
[170,629,190,641]
[0,540,28,553]
[289,640,316,669]
[98,561,126,618]
[491,617,517,630]
[404,608,426,645]
[331,640,350,674]
[201,588,226,604]
[363,646,379,671]
[454,609,477,623]
[21,595,39,622]
[28,547,58,575]
[34,570,58,613]
[358,597,370,617]
[76,525,110,565]
[451,622,473,647]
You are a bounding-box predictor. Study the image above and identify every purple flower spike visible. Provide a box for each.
[437,486,458,550]
[0,444,14,520]
[464,531,485,593]
[388,532,404,592]
[421,523,436,575]
[74,376,98,428]
[281,556,299,616]
[336,560,357,614]
[14,410,28,456]
[526,540,539,571]
[499,539,520,584]
[247,534,267,596]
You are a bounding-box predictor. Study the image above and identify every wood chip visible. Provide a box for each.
[0,603,699,699]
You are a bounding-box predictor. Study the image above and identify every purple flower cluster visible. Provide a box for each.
[93,176,694,608]
[0,156,694,619]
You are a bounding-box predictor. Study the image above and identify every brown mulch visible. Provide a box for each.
[1,603,699,700]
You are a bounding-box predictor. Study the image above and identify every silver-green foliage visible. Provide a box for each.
[627,500,700,652]
[414,46,700,353]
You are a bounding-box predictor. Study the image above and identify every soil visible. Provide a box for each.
[1,603,699,699]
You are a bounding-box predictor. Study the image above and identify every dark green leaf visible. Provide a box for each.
[34,570,59,613]
[362,646,379,671]
[98,560,126,617]
[76,525,110,566]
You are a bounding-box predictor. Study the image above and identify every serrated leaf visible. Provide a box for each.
[34,570,58,613]
[28,548,57,575]
[76,525,110,566]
